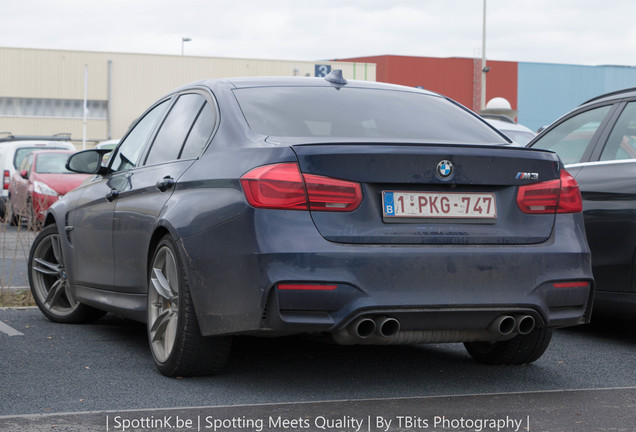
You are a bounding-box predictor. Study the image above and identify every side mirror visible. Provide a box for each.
[66,149,109,174]
[20,170,28,179]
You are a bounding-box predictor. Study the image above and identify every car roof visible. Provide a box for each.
[0,133,72,143]
[0,140,75,149]
[581,87,636,105]
[185,73,440,96]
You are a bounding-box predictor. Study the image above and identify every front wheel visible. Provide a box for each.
[464,328,553,365]
[147,235,232,377]
[29,224,105,323]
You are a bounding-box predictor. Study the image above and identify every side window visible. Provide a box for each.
[179,102,215,159]
[531,105,612,165]
[14,148,37,169]
[20,153,33,176]
[111,100,169,172]
[144,94,206,166]
[600,102,636,161]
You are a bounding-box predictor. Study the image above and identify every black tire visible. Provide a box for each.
[147,235,232,377]
[464,327,553,365]
[29,224,106,323]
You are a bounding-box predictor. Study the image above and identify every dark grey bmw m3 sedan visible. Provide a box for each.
[28,71,594,376]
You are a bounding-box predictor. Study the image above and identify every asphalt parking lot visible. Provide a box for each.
[2,224,636,431]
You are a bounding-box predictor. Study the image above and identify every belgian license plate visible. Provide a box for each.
[382,191,497,220]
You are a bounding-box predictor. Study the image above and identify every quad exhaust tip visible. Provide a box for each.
[375,317,400,337]
[489,314,536,336]
[353,318,377,338]
[352,316,400,338]
[489,315,516,336]
[350,313,535,341]
[515,315,535,335]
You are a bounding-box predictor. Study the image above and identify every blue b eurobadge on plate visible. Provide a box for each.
[383,191,395,216]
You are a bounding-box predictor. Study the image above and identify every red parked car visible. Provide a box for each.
[7,150,89,228]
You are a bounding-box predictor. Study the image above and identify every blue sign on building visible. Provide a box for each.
[315,64,332,77]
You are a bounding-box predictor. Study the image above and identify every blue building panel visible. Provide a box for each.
[602,65,636,91]
[518,62,636,132]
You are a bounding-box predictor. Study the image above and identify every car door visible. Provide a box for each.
[111,92,216,293]
[69,99,170,290]
[530,100,636,294]
[572,101,636,294]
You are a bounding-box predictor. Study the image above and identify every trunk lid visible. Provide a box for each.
[291,143,561,245]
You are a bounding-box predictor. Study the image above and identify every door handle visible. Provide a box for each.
[156,176,175,192]
[105,189,119,202]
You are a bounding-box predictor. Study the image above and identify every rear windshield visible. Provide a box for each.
[233,86,507,144]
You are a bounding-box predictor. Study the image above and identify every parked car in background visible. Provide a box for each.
[6,150,90,228]
[528,87,636,315]
[482,114,536,146]
[0,134,76,219]
[95,139,119,164]
[95,139,119,151]
[28,71,593,377]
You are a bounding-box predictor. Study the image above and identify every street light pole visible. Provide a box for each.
[480,0,488,111]
[181,37,192,55]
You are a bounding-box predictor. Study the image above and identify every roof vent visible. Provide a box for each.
[324,69,348,86]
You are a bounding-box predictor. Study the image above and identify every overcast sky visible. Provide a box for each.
[2,0,636,67]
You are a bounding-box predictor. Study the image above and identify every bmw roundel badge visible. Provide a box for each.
[437,160,453,178]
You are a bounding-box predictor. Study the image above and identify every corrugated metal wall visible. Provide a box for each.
[0,47,376,144]
[341,55,518,113]
[518,62,636,132]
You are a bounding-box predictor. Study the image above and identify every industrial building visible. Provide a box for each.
[0,47,375,146]
[2,46,636,144]
[340,54,636,132]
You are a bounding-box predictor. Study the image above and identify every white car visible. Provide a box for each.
[95,139,119,151]
[0,135,76,219]
[482,115,536,146]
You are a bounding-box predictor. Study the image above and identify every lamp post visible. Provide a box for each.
[181,37,192,55]
[480,0,488,111]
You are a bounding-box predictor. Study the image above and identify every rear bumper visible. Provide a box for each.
[181,211,593,341]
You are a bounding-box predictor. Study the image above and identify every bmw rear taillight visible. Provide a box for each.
[516,169,582,214]
[240,163,362,212]
[2,170,9,190]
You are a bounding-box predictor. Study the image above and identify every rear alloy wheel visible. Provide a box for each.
[29,224,105,323]
[464,327,553,365]
[147,235,231,377]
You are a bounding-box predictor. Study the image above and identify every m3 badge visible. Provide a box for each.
[515,172,539,180]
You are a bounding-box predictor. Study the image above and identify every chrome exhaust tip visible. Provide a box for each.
[375,317,400,337]
[489,315,516,336]
[515,315,535,335]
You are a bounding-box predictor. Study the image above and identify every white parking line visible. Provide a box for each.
[0,321,24,336]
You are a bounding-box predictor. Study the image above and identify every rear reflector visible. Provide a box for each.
[278,284,337,291]
[553,281,590,288]
[241,163,362,212]
[516,169,582,214]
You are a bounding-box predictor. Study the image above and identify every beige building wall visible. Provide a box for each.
[0,47,376,146]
